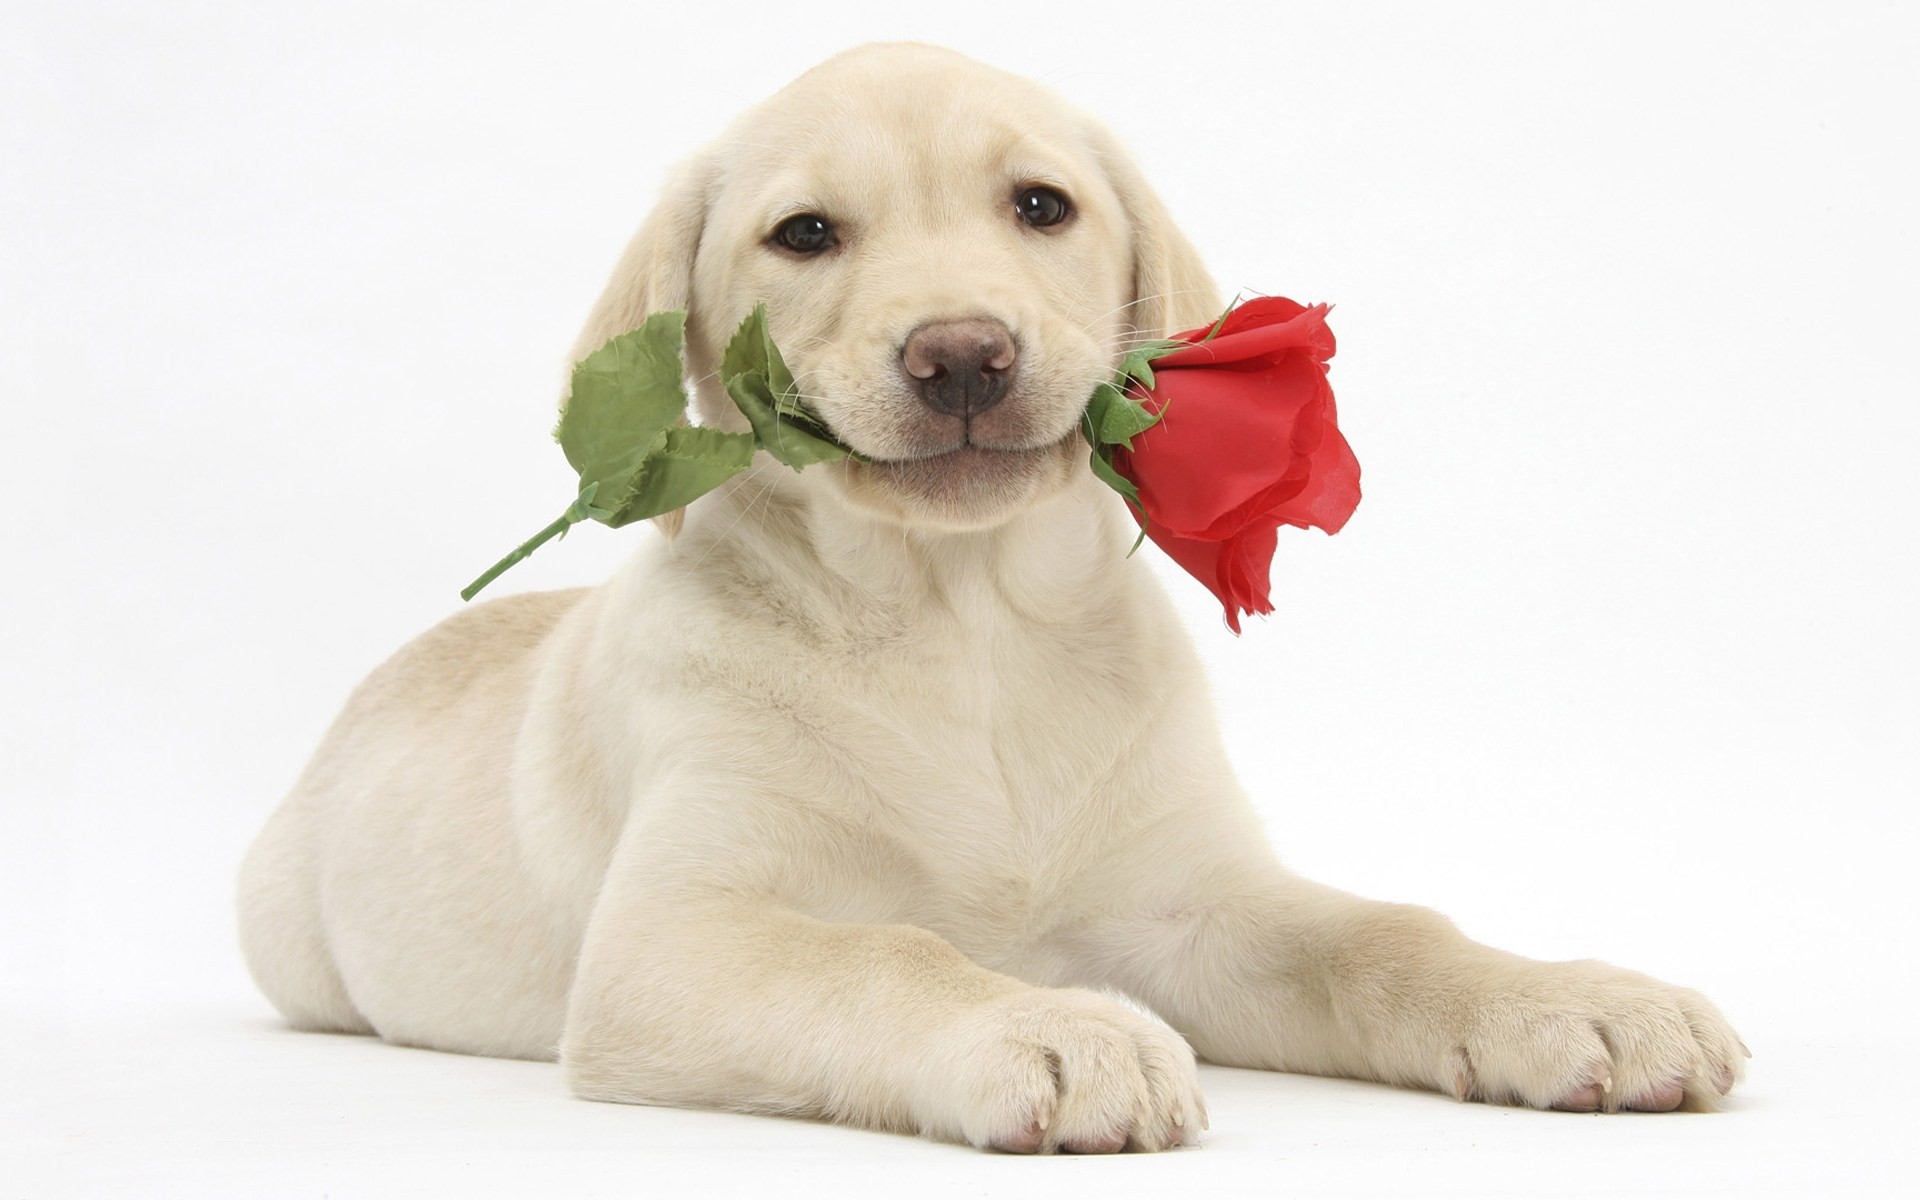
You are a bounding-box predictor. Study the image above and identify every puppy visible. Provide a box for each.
[237,43,1744,1152]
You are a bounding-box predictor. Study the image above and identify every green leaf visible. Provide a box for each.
[721,305,851,470]
[464,304,865,601]
[605,425,757,527]
[726,374,850,469]
[557,311,691,494]
[720,303,796,403]
[720,304,766,385]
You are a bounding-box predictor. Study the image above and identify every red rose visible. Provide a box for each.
[1110,297,1361,633]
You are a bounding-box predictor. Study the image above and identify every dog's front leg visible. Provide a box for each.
[560,890,1205,1152]
[1096,873,1746,1113]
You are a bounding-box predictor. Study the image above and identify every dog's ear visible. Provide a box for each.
[564,152,716,539]
[569,150,714,362]
[1088,124,1224,341]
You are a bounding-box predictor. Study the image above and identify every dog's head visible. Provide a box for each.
[571,43,1221,532]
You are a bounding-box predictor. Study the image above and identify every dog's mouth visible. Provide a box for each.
[865,430,1073,465]
[796,368,1088,522]
[846,431,1080,518]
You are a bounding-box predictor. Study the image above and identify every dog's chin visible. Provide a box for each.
[839,434,1081,531]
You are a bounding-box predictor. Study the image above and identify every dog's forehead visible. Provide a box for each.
[769,43,1073,134]
[719,50,1096,215]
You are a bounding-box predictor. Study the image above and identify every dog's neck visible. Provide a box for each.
[666,465,1155,642]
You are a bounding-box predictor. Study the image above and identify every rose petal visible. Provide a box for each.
[1272,422,1361,535]
[1146,521,1278,635]
[1152,299,1335,370]
[1218,522,1278,632]
[1121,353,1330,537]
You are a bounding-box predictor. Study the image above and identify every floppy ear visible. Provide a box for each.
[564,151,716,538]
[1088,125,1224,341]
[568,151,714,363]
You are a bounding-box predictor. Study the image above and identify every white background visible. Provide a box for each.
[4,1,1915,1196]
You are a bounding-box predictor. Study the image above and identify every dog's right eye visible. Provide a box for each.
[772,213,837,255]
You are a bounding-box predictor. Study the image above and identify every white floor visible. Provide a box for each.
[8,999,1907,1199]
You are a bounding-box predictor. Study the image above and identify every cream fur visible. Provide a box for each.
[236,44,1745,1153]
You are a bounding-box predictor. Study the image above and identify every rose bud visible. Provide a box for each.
[1110,297,1361,632]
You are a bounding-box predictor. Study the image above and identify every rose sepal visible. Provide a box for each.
[1078,305,1236,553]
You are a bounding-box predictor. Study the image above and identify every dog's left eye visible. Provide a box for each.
[1014,186,1072,228]
[773,213,837,254]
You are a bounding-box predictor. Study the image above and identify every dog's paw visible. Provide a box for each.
[1447,959,1748,1113]
[922,988,1206,1153]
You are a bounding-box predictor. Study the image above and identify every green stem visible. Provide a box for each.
[460,507,579,601]
[461,484,606,601]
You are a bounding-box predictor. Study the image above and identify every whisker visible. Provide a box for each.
[1073,286,1207,339]
[1074,294,1162,337]
[686,467,782,574]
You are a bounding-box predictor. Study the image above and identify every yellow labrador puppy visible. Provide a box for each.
[237,43,1744,1153]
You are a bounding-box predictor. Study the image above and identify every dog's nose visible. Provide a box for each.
[902,319,1017,418]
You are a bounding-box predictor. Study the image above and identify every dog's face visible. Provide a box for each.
[689,49,1133,529]
[572,44,1219,532]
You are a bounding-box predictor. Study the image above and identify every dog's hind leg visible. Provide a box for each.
[236,801,371,1035]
